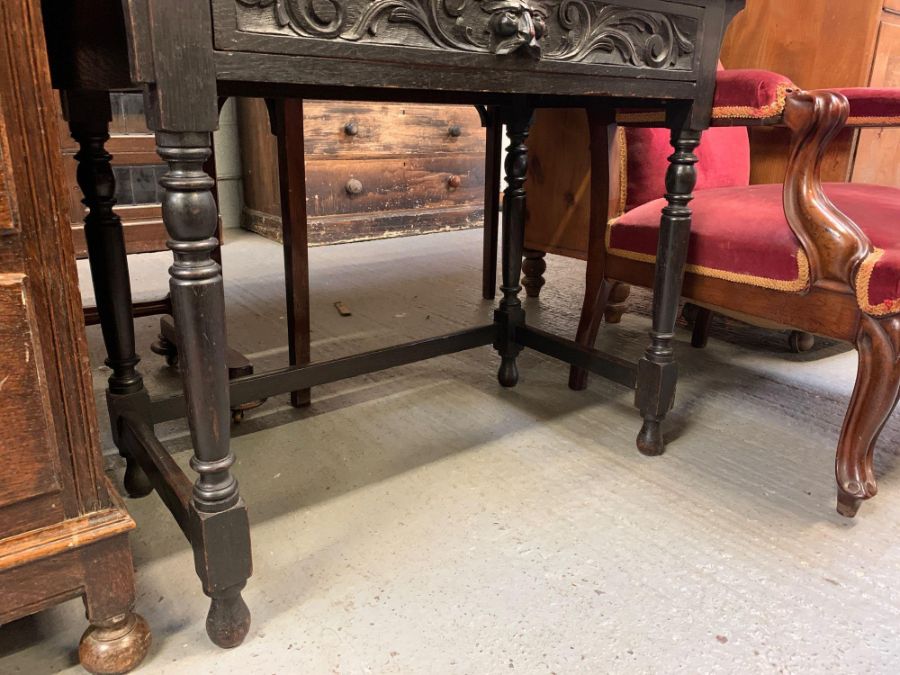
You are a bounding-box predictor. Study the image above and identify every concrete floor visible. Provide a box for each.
[2,229,899,674]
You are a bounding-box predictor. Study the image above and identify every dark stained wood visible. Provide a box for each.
[634,122,702,456]
[275,99,311,408]
[145,324,498,424]
[40,0,743,650]
[0,0,149,671]
[494,105,531,388]
[481,105,502,300]
[522,249,547,298]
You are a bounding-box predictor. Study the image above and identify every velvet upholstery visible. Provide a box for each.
[711,69,796,120]
[622,125,750,213]
[833,87,900,126]
[616,68,795,126]
[608,183,900,315]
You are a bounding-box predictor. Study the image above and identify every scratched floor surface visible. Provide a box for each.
[1,228,898,674]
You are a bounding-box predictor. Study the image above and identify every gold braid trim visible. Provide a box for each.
[615,82,796,125]
[616,127,628,218]
[605,219,811,292]
[855,248,900,316]
[710,82,794,120]
[846,115,900,127]
[615,111,666,124]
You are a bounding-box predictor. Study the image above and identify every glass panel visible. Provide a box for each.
[113,164,166,206]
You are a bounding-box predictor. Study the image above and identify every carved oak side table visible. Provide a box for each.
[41,0,745,648]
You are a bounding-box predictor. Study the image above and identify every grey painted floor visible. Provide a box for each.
[2,229,899,674]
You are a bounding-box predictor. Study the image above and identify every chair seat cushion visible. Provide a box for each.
[606,183,900,316]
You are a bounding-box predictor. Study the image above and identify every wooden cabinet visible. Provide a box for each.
[238,99,486,245]
[0,1,150,672]
[719,0,900,187]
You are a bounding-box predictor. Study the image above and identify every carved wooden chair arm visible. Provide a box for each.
[781,89,872,293]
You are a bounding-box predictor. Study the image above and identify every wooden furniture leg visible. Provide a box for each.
[604,282,631,324]
[691,306,714,348]
[494,105,531,387]
[156,130,252,648]
[635,125,701,456]
[79,535,152,675]
[522,249,547,298]
[274,98,312,408]
[481,105,503,300]
[64,90,152,499]
[570,108,617,391]
[836,315,900,516]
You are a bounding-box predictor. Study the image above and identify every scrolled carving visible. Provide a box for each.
[237,0,344,37]
[234,0,698,68]
[550,1,694,67]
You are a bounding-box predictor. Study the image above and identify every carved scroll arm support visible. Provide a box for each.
[781,90,871,294]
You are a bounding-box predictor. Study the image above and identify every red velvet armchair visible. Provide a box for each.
[570,74,900,518]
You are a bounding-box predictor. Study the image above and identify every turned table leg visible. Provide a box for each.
[157,131,252,648]
[481,105,503,301]
[522,249,547,298]
[493,105,531,387]
[635,127,701,456]
[64,90,151,498]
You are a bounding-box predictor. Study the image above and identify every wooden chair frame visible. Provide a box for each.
[571,90,899,517]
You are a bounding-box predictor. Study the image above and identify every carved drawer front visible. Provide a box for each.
[303,102,484,157]
[305,152,484,217]
[215,0,702,77]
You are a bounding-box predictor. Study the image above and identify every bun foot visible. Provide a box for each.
[789,330,815,353]
[123,459,153,498]
[207,588,251,649]
[568,365,588,391]
[498,357,519,388]
[79,612,151,675]
[636,419,666,456]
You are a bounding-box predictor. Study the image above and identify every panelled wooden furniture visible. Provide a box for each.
[41,0,745,649]
[569,85,900,517]
[239,100,488,245]
[0,1,150,673]
[719,0,900,188]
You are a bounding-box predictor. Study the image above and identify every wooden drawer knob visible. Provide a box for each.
[344,121,358,136]
[448,124,462,137]
[447,175,462,189]
[345,178,363,195]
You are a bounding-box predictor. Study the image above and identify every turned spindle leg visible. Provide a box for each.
[493,106,532,387]
[157,132,252,648]
[522,249,547,298]
[635,128,701,456]
[65,91,151,498]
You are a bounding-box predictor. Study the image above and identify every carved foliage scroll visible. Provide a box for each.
[235,0,697,68]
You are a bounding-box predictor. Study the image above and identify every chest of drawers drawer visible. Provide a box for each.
[239,98,487,245]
